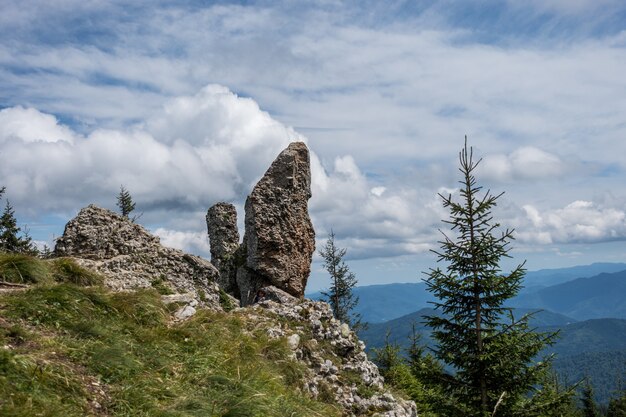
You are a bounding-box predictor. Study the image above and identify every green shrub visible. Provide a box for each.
[49,257,104,286]
[151,274,174,295]
[219,287,236,311]
[0,252,51,284]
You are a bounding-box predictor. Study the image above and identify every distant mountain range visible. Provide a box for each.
[358,308,626,405]
[521,262,626,291]
[308,262,626,324]
[358,307,579,352]
[341,262,626,405]
[510,270,626,320]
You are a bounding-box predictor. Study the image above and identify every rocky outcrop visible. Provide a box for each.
[252,298,418,417]
[54,205,223,310]
[237,142,315,305]
[206,202,240,296]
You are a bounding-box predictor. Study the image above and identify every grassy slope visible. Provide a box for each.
[0,282,341,417]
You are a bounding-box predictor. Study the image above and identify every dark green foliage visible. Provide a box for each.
[0,196,37,254]
[219,287,235,311]
[320,231,363,329]
[582,382,600,417]
[372,329,444,416]
[553,349,626,406]
[116,185,136,219]
[608,390,626,417]
[424,139,560,416]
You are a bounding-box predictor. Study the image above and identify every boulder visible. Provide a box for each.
[238,142,315,304]
[54,205,223,309]
[206,202,240,296]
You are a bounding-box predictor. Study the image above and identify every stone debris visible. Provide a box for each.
[252,298,418,417]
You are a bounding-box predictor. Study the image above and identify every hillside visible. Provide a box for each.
[358,310,626,405]
[0,283,339,416]
[0,257,416,416]
[511,270,626,320]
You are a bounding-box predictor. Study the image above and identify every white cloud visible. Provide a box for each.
[479,147,565,182]
[153,227,210,256]
[516,201,626,244]
[0,106,75,144]
[0,86,300,217]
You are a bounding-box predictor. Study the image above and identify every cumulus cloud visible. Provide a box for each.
[0,85,300,216]
[479,147,565,182]
[153,228,211,257]
[516,201,626,244]
[0,106,75,144]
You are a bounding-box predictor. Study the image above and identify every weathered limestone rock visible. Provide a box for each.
[54,205,223,310]
[254,299,418,417]
[55,204,160,260]
[206,202,240,296]
[238,142,315,304]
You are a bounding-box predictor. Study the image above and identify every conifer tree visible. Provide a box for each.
[424,138,558,416]
[116,185,136,220]
[0,197,36,254]
[607,389,626,417]
[320,231,362,328]
[581,382,599,417]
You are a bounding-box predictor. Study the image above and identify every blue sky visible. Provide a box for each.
[1,0,626,291]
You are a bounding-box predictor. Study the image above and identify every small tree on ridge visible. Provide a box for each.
[116,185,136,220]
[320,231,363,329]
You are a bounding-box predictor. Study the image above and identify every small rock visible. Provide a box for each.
[287,333,300,350]
[174,305,197,320]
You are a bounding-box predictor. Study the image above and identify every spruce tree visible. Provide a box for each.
[319,231,362,328]
[116,185,136,219]
[607,389,626,417]
[424,139,558,416]
[581,382,599,417]
[0,199,36,254]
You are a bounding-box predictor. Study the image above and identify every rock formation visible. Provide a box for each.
[206,202,240,296]
[237,142,315,305]
[55,205,224,310]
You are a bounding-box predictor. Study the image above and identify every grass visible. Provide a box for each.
[0,281,341,416]
[0,253,103,286]
[0,252,51,284]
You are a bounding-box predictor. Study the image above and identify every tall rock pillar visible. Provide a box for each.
[238,142,315,305]
[206,202,241,297]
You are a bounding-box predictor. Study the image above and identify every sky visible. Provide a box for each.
[1,0,625,291]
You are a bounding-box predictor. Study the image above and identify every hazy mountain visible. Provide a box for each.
[510,270,626,320]
[308,282,435,323]
[522,262,626,291]
[358,307,578,352]
[309,263,626,324]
